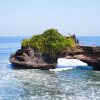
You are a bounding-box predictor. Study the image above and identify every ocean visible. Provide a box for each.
[78,36,100,46]
[0,36,100,100]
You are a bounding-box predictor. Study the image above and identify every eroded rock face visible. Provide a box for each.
[10,46,100,70]
[9,47,56,69]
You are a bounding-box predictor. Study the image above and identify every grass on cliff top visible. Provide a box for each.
[22,29,76,58]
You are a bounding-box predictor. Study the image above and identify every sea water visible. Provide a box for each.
[0,36,100,100]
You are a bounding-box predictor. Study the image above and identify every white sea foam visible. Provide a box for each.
[58,58,88,67]
[49,67,72,71]
[50,58,93,71]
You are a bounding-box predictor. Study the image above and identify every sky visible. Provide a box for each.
[0,0,100,36]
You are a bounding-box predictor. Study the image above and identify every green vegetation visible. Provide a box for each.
[22,29,76,59]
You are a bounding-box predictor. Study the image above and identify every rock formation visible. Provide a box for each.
[61,46,100,70]
[10,45,100,70]
[9,29,100,70]
[10,47,56,70]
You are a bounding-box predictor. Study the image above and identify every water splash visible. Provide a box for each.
[50,58,93,71]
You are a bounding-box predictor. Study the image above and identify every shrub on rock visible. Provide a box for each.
[22,29,75,59]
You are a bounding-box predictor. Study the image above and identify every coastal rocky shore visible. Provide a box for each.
[9,47,56,70]
[9,29,100,70]
[61,46,100,70]
[10,45,100,70]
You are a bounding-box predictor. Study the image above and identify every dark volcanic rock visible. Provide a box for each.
[9,47,56,69]
[10,46,100,70]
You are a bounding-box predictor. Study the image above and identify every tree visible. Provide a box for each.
[22,29,76,59]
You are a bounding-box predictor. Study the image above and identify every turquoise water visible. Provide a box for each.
[0,37,100,100]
